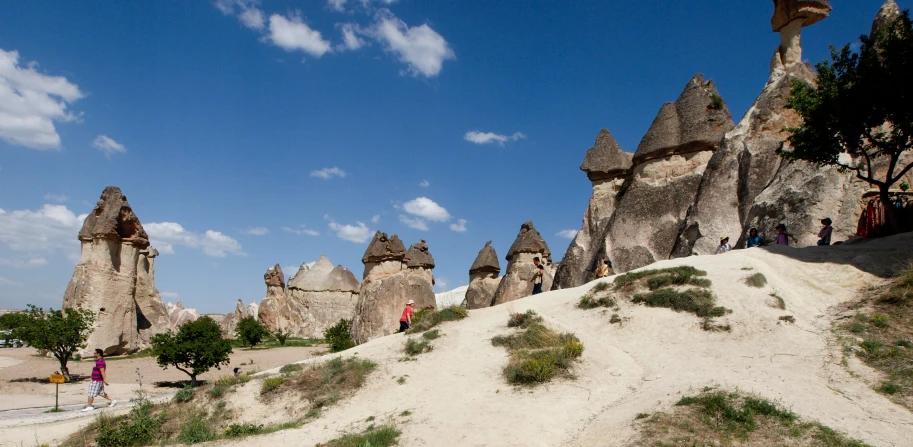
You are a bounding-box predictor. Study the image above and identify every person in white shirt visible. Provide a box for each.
[714,236,732,254]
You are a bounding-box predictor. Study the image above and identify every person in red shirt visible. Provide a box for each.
[398,300,415,333]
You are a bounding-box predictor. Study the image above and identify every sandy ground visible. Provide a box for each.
[3,234,913,446]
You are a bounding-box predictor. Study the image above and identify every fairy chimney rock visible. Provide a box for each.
[633,74,734,165]
[580,129,633,182]
[264,264,285,288]
[361,231,407,264]
[871,0,901,38]
[466,241,501,309]
[404,240,435,269]
[285,256,359,338]
[469,241,501,276]
[506,221,551,265]
[771,0,832,66]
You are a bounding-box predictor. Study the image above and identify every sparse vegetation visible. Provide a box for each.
[260,377,284,394]
[176,409,215,444]
[422,329,441,340]
[408,305,468,333]
[320,424,401,447]
[396,376,406,385]
[633,288,727,318]
[404,338,432,356]
[265,357,377,410]
[94,394,165,447]
[614,266,709,290]
[770,292,786,310]
[493,322,584,385]
[324,319,357,353]
[507,310,543,328]
[709,93,725,110]
[174,385,195,403]
[280,363,303,374]
[590,282,611,293]
[841,263,913,409]
[224,422,263,438]
[637,389,871,446]
[578,294,616,309]
[610,314,622,324]
[745,273,768,288]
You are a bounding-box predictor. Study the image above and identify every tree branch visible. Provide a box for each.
[890,159,913,185]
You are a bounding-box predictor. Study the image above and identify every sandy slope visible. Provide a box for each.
[4,235,913,446]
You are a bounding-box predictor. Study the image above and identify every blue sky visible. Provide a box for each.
[0,0,904,313]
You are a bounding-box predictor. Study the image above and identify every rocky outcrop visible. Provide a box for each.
[256,264,312,336]
[465,241,501,309]
[771,0,832,66]
[166,301,199,328]
[492,222,553,305]
[553,130,631,289]
[351,232,435,343]
[286,255,360,338]
[220,299,259,337]
[62,186,171,355]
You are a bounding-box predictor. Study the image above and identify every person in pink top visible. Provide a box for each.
[774,224,796,246]
[82,349,117,412]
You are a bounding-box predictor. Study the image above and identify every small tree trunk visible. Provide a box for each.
[879,186,902,234]
[56,353,71,380]
[190,374,197,387]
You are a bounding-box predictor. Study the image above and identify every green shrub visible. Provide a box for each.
[208,383,226,398]
[770,293,786,310]
[224,423,263,438]
[610,314,622,324]
[280,363,303,374]
[422,329,441,340]
[408,305,468,333]
[235,315,270,348]
[495,323,583,385]
[870,313,890,328]
[173,385,195,403]
[324,424,401,447]
[578,295,616,309]
[614,266,708,290]
[860,340,883,355]
[324,319,357,353]
[177,410,215,444]
[635,413,650,420]
[879,382,901,395]
[563,340,584,358]
[897,339,913,348]
[287,357,376,411]
[507,310,543,328]
[745,273,768,288]
[261,377,284,395]
[273,328,290,346]
[709,93,725,110]
[95,396,165,447]
[632,288,727,318]
[404,338,432,356]
[590,282,611,293]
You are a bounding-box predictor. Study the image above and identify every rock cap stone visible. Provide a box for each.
[78,186,149,247]
[579,129,633,181]
[361,231,407,264]
[264,264,285,288]
[771,0,832,32]
[404,240,435,269]
[327,265,360,292]
[506,221,551,261]
[469,241,501,274]
[633,74,733,165]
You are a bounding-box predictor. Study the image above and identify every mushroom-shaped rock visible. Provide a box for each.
[285,257,360,338]
[506,222,551,264]
[361,231,407,264]
[78,186,149,247]
[633,74,734,165]
[469,241,501,275]
[466,241,501,309]
[404,240,435,269]
[771,0,832,32]
[580,129,633,182]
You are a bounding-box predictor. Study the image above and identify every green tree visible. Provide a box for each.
[235,315,269,349]
[150,316,232,386]
[10,305,95,380]
[324,319,356,353]
[273,328,290,346]
[0,312,24,330]
[780,11,913,232]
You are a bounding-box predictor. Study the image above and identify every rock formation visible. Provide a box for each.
[465,241,501,309]
[491,222,553,305]
[220,299,259,337]
[771,0,832,66]
[351,232,436,342]
[255,264,312,336]
[286,255,360,338]
[62,186,171,355]
[553,130,631,289]
[166,301,200,327]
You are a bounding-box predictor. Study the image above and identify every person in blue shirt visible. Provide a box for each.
[746,228,763,248]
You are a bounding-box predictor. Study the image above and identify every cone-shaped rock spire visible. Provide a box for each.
[579,129,633,181]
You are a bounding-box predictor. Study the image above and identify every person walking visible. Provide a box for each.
[817,218,833,246]
[531,264,545,295]
[746,228,763,248]
[595,259,614,278]
[397,300,414,333]
[82,349,116,412]
[714,237,732,254]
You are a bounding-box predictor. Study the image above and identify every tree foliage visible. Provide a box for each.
[780,11,913,231]
[235,315,269,349]
[273,328,290,346]
[150,316,232,385]
[10,305,95,379]
[324,319,356,353]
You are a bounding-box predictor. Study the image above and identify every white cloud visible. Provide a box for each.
[0,257,48,268]
[310,167,346,179]
[328,0,347,12]
[160,291,179,299]
[464,131,526,146]
[268,14,332,57]
[92,135,127,157]
[419,179,430,188]
[0,205,86,256]
[339,23,366,50]
[402,197,451,222]
[328,221,372,243]
[240,227,269,236]
[371,215,381,223]
[44,193,68,203]
[0,48,84,150]
[399,215,429,231]
[282,226,320,236]
[449,218,468,233]
[0,277,22,287]
[557,229,579,239]
[145,222,245,257]
[371,11,454,77]
[239,6,265,30]
[215,0,265,30]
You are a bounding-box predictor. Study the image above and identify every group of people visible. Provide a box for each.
[715,218,834,254]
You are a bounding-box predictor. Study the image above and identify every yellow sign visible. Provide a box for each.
[49,374,66,384]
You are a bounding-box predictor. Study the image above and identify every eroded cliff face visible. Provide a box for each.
[286,256,360,338]
[62,186,171,355]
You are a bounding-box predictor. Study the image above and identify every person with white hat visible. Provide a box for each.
[398,300,415,333]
